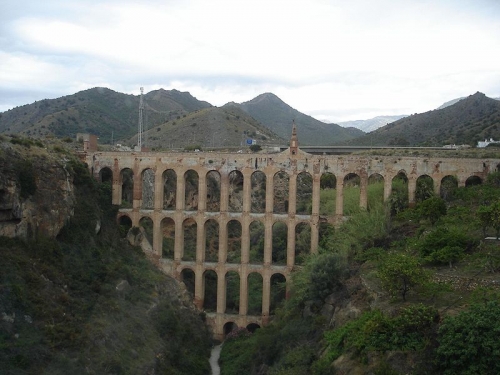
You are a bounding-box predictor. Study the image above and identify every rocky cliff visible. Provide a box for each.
[0,139,76,239]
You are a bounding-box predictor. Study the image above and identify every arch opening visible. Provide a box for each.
[225,271,240,314]
[295,222,311,265]
[228,170,244,212]
[343,173,360,215]
[206,171,221,212]
[272,222,287,265]
[251,171,266,213]
[247,273,263,315]
[161,217,175,259]
[367,173,384,210]
[273,171,289,214]
[203,270,218,312]
[180,268,195,296]
[118,215,132,237]
[163,169,177,210]
[296,172,312,215]
[223,322,238,337]
[141,168,155,209]
[139,216,154,247]
[204,219,219,262]
[182,218,197,261]
[320,172,336,215]
[227,220,242,263]
[270,273,286,314]
[120,168,134,207]
[246,323,260,333]
[99,167,113,183]
[416,175,434,202]
[466,175,482,187]
[184,170,199,211]
[249,221,265,264]
[440,175,458,201]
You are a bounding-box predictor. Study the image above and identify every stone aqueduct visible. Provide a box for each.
[84,133,500,339]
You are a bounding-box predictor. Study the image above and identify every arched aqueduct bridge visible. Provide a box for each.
[84,136,500,340]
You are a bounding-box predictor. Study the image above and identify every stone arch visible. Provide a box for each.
[440,175,458,200]
[225,271,240,314]
[246,323,260,333]
[270,273,286,314]
[204,219,219,262]
[318,221,334,251]
[249,220,265,263]
[99,167,113,183]
[206,170,221,212]
[295,222,311,265]
[118,214,132,236]
[320,172,336,215]
[163,169,177,210]
[139,216,154,247]
[227,220,242,263]
[184,169,199,211]
[182,218,197,261]
[228,170,244,212]
[203,270,218,312]
[273,171,289,214]
[466,175,482,187]
[161,217,175,259]
[272,221,287,265]
[180,268,195,296]
[343,173,360,215]
[416,174,434,202]
[251,171,266,213]
[223,322,238,337]
[296,171,313,215]
[247,273,263,315]
[120,168,134,207]
[368,173,384,210]
[141,168,155,209]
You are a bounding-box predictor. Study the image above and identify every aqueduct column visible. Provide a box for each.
[220,173,229,213]
[384,176,392,201]
[310,173,321,254]
[239,265,248,315]
[132,162,142,210]
[433,177,441,195]
[112,160,121,205]
[287,219,296,268]
[218,218,228,263]
[153,168,164,254]
[240,216,250,264]
[217,270,226,314]
[359,173,368,210]
[261,270,271,324]
[194,266,204,309]
[198,172,207,212]
[196,217,205,262]
[242,169,252,213]
[264,172,274,266]
[335,176,344,219]
[288,173,297,216]
[408,178,417,207]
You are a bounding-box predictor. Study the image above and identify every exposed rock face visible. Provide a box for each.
[0,142,76,240]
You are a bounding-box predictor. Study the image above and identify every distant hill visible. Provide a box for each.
[136,104,285,150]
[338,115,407,132]
[236,93,364,146]
[0,87,211,144]
[344,92,500,146]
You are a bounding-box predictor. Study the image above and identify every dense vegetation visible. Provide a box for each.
[220,172,500,374]
[0,147,212,374]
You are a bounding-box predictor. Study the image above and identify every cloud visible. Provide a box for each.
[1,0,500,121]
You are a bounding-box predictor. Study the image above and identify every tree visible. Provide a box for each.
[436,301,500,374]
[378,253,429,301]
[249,144,262,152]
[417,196,447,225]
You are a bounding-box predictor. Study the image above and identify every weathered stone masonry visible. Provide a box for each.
[84,146,500,339]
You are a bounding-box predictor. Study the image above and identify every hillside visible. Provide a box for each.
[236,93,364,146]
[345,92,500,146]
[137,104,285,150]
[338,114,407,132]
[0,138,212,374]
[0,87,211,144]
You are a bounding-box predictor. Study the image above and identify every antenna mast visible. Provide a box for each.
[138,87,144,151]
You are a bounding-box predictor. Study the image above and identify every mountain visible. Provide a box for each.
[0,87,211,144]
[344,92,500,146]
[436,97,466,110]
[338,115,407,132]
[137,104,285,150]
[236,93,364,146]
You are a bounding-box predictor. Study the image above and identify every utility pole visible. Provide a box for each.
[138,87,144,151]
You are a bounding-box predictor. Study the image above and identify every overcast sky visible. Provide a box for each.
[1,0,499,122]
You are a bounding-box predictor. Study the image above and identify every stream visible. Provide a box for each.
[210,344,222,375]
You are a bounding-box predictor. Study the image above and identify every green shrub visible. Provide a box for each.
[436,301,500,374]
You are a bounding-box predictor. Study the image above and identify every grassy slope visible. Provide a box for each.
[220,177,500,375]
[0,145,212,374]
